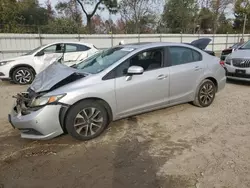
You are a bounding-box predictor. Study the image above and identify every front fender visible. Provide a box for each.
[56,80,117,118]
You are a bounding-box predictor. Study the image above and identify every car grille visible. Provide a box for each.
[232,59,250,68]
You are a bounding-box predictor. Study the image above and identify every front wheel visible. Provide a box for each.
[65,100,109,141]
[12,67,35,85]
[193,79,216,107]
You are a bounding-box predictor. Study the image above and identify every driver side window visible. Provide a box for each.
[115,48,164,78]
[42,44,64,54]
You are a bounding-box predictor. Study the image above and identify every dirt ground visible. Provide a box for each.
[1,79,250,188]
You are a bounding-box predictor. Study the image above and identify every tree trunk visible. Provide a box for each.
[87,15,92,34]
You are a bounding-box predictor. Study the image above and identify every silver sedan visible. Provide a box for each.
[9,42,226,140]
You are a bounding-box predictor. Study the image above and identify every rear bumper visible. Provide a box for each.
[8,104,64,140]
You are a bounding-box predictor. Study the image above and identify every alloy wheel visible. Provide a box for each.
[199,83,215,105]
[15,69,32,84]
[73,107,104,137]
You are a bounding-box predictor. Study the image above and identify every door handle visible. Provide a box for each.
[157,74,168,80]
[194,66,202,71]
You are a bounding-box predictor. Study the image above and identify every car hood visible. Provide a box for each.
[29,62,85,93]
[190,38,212,50]
[230,49,250,59]
[0,54,32,62]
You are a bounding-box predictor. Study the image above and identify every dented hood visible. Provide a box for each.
[30,62,83,93]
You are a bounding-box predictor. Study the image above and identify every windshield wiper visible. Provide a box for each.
[71,64,77,68]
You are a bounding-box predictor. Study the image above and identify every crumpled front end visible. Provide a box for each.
[8,91,65,140]
[8,62,88,140]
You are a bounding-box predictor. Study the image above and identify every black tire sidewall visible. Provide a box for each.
[65,100,108,141]
[197,80,216,107]
[12,67,34,85]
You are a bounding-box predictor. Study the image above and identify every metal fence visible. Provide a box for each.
[0,33,250,59]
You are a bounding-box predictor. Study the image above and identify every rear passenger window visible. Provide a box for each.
[169,46,202,66]
[65,44,77,52]
[65,44,91,52]
[192,50,202,61]
[77,44,91,51]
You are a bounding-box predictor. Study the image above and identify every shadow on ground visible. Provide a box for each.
[227,78,250,86]
[0,116,198,188]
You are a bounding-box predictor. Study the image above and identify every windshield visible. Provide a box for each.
[239,40,250,49]
[232,43,239,48]
[231,43,242,49]
[24,45,46,55]
[76,46,134,74]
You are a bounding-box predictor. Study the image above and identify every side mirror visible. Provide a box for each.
[35,51,44,56]
[127,66,144,75]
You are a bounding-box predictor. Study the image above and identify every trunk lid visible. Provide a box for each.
[190,38,212,50]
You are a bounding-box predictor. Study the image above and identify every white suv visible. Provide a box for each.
[0,42,98,84]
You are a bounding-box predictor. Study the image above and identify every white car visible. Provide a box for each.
[0,42,98,84]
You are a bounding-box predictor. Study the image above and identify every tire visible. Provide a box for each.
[65,100,109,141]
[193,79,216,107]
[12,67,35,85]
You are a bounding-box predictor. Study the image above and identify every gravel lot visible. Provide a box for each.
[1,79,250,188]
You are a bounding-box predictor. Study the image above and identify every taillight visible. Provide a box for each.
[220,60,225,67]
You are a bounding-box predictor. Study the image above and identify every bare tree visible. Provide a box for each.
[120,0,161,33]
[56,0,82,24]
[75,0,118,33]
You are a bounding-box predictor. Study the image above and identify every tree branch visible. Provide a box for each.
[90,0,103,17]
[76,0,88,16]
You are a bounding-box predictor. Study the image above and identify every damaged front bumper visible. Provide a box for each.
[8,92,65,140]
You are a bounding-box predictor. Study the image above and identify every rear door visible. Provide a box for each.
[114,47,170,118]
[63,43,91,62]
[168,46,205,104]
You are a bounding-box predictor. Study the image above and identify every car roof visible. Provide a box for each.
[120,42,191,49]
[44,41,94,47]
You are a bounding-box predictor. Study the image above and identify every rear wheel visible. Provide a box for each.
[12,67,35,85]
[65,100,109,141]
[193,79,216,107]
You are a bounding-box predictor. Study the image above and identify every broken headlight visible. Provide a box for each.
[31,94,66,107]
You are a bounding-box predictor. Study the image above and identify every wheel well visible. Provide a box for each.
[61,98,113,132]
[206,77,218,92]
[9,64,36,78]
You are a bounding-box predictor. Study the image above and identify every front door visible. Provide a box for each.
[168,46,205,104]
[33,43,64,73]
[114,48,170,118]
